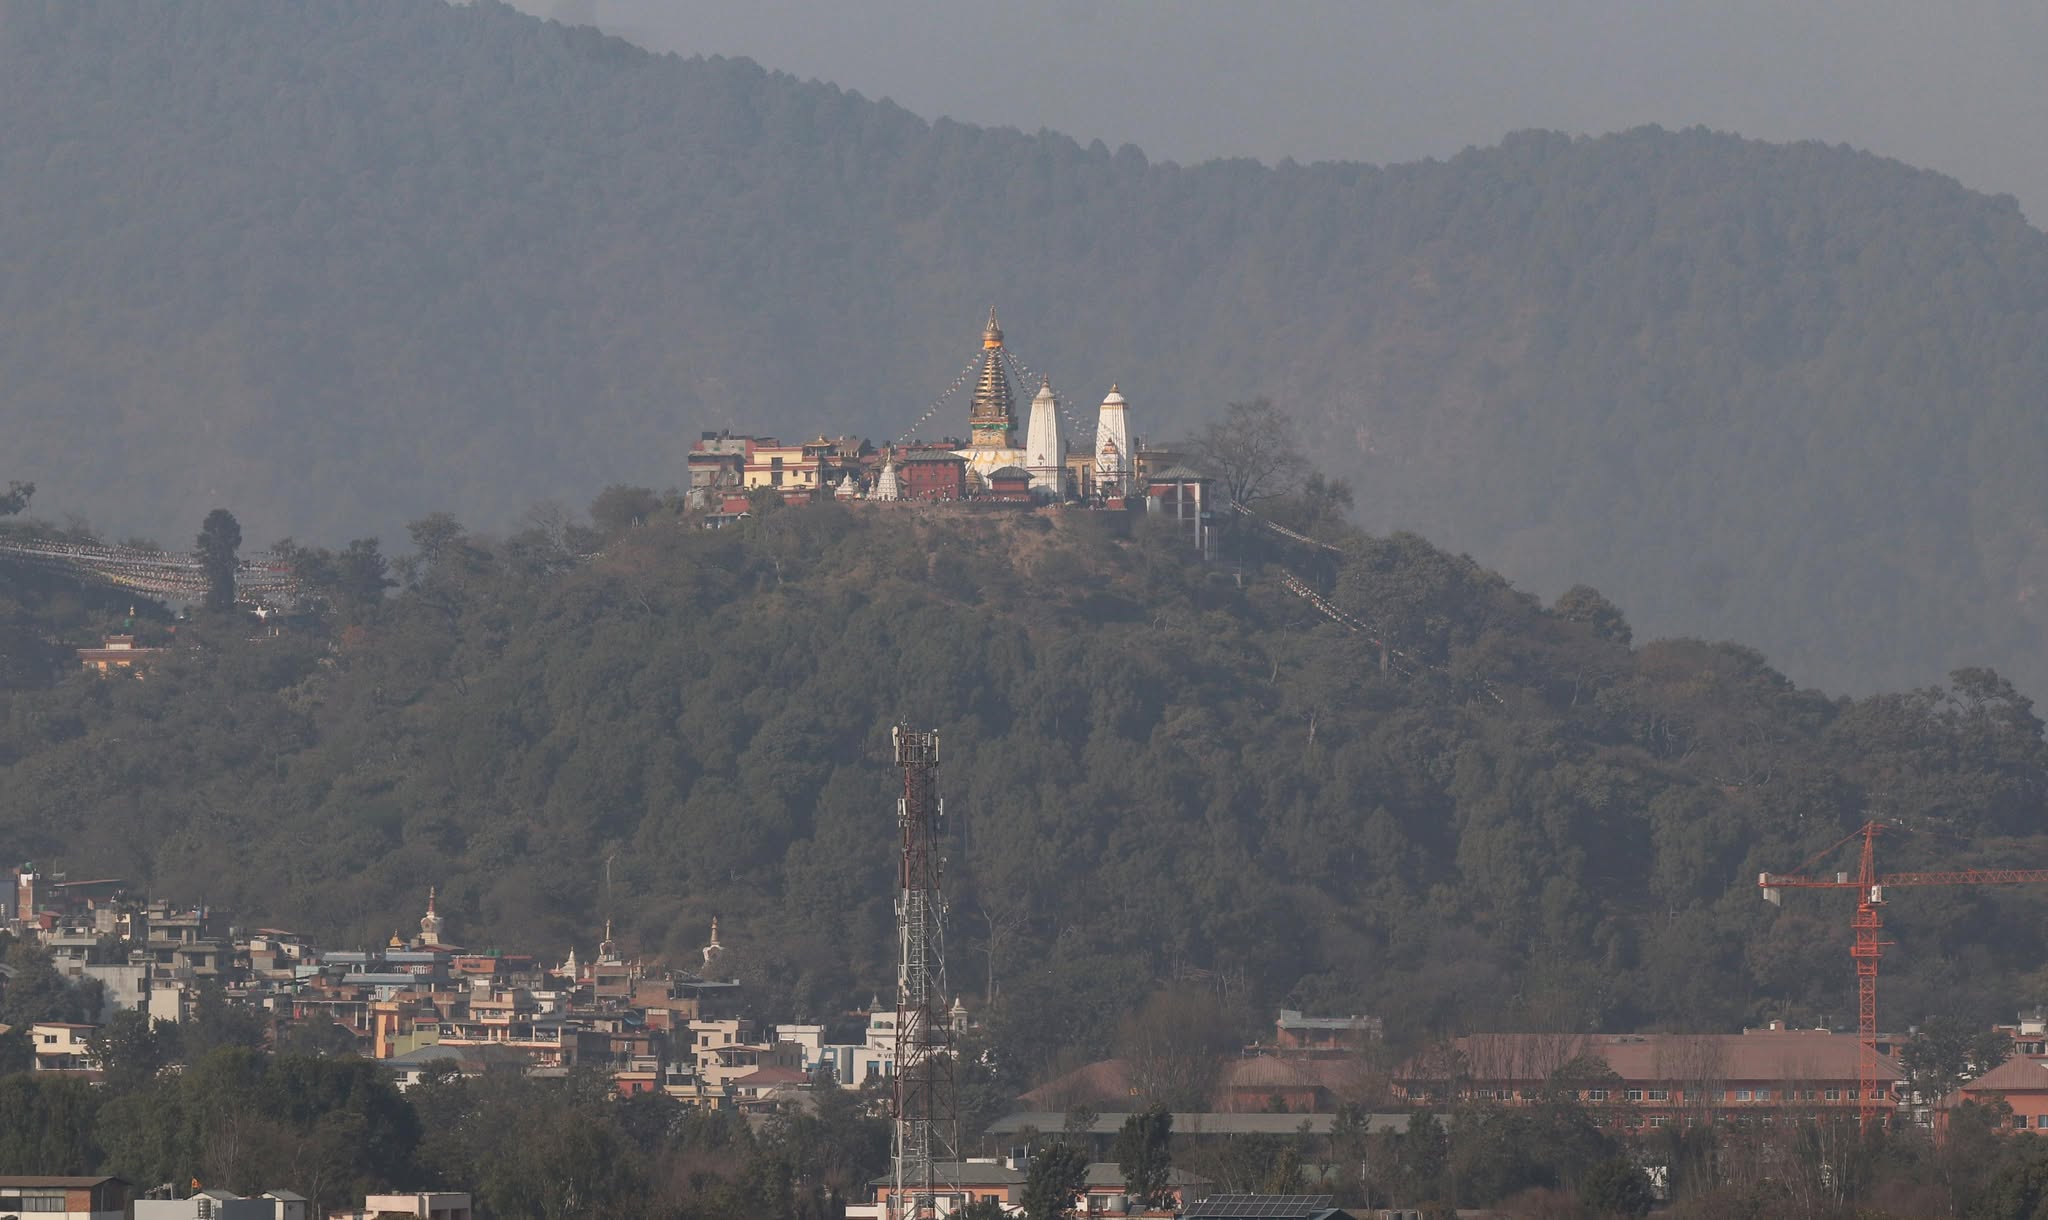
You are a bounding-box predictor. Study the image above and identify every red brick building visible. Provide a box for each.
[1394,1029,1901,1131]
[983,466,1032,502]
[1940,1056,2048,1134]
[895,450,967,501]
[1271,1009,1383,1056]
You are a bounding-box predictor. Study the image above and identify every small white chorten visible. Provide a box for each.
[419,886,445,945]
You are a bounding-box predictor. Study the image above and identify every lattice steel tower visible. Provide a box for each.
[890,727,956,1220]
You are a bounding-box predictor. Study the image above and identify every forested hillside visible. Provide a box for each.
[3,2,2048,692]
[5,498,2048,1089]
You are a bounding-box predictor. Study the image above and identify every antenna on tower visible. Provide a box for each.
[890,726,955,1220]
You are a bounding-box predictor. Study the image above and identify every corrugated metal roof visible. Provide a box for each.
[1081,1163,1210,1187]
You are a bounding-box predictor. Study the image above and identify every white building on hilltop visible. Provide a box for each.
[1093,384,1132,496]
[1023,378,1065,499]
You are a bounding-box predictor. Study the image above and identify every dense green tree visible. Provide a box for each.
[195,508,243,614]
[1901,1016,2015,1104]
[1579,1157,1653,1218]
[87,1009,170,1091]
[475,1099,643,1220]
[177,983,271,1062]
[589,485,664,539]
[0,1024,29,1075]
[7,481,2048,1129]
[1020,1142,1088,1220]
[1941,1099,2019,1216]
[0,942,102,1026]
[1113,1104,1173,1210]
[401,513,472,584]
[761,1084,889,1202]
[327,538,396,622]
[0,1074,101,1174]
[1971,1135,2048,1220]
[1553,586,1634,647]
[94,1048,417,1214]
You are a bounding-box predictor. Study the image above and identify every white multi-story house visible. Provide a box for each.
[29,1022,98,1071]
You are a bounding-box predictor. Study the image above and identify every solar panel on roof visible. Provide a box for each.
[1182,1195,1335,1219]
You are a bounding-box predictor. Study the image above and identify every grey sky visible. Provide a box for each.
[520,0,2048,222]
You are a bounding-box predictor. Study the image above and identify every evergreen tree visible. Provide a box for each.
[196,508,243,613]
[1021,1142,1088,1220]
[1114,1104,1174,1210]
[1580,1156,1654,1218]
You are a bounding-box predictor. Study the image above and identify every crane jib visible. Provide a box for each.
[1757,820,2048,1130]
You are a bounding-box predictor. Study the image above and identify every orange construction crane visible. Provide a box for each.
[1760,820,2048,1126]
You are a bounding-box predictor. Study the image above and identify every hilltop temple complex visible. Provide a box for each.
[953,307,1139,505]
[688,308,1172,508]
[684,306,1217,553]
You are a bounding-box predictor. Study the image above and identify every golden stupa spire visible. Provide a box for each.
[969,305,1017,448]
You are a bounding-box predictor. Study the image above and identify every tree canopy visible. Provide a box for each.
[4,497,2048,1089]
[196,508,243,614]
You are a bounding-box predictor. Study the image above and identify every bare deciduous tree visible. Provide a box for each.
[1192,397,1309,506]
[1118,986,1237,1110]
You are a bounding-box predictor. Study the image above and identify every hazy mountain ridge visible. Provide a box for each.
[3,0,2048,692]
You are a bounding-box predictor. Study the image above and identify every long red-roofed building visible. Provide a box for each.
[1018,1054,1373,1114]
[1393,1029,1903,1131]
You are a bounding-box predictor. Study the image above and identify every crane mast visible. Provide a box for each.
[890,727,955,1219]
[1760,820,2048,1126]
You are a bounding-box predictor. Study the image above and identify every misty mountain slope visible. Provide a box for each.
[4,0,2048,693]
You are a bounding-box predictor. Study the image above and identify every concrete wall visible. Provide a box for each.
[137,1198,277,1220]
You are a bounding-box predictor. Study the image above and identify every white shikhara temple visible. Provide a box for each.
[1093,383,1131,494]
[953,307,1138,500]
[1024,378,1063,496]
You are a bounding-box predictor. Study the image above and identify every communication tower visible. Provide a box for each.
[890,727,956,1219]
